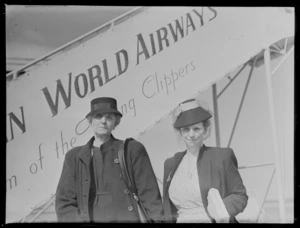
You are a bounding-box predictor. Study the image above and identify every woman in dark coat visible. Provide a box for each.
[55,97,163,223]
[163,98,248,223]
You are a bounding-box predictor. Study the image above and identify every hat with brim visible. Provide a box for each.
[86,97,123,118]
[174,99,212,128]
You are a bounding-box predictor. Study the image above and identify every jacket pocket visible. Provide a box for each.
[95,191,113,206]
[93,192,115,222]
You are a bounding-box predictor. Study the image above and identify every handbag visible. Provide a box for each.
[118,138,152,223]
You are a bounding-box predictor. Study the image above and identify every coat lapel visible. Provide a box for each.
[197,145,214,221]
[163,151,186,222]
[77,137,94,166]
[77,135,121,166]
[165,151,186,190]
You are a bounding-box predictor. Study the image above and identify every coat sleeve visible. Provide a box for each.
[222,148,248,217]
[128,140,164,223]
[162,159,171,201]
[55,150,80,222]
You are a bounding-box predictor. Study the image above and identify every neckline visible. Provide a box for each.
[92,134,114,147]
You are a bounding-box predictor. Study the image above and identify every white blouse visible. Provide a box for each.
[169,151,211,223]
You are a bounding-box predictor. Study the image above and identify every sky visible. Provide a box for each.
[6,5,135,71]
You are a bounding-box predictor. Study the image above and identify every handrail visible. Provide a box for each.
[24,195,56,223]
[238,162,274,170]
[217,62,248,98]
[6,6,145,80]
[20,194,56,222]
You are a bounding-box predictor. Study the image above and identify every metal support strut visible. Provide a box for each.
[212,84,221,147]
[263,47,286,222]
[227,56,257,148]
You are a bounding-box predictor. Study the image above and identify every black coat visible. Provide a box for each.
[55,136,163,222]
[163,145,248,223]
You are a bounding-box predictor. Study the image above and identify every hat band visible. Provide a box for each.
[179,100,199,111]
[92,103,116,111]
[173,100,199,121]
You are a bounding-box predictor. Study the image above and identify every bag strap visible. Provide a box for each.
[118,138,151,222]
[118,138,133,192]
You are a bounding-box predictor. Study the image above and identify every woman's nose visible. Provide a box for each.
[100,117,106,123]
[188,129,195,137]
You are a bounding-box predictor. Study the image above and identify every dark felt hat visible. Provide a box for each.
[174,99,212,128]
[86,97,122,118]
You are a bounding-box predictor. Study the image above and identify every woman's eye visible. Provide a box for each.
[95,114,103,119]
[106,114,113,119]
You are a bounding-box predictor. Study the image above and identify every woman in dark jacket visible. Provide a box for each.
[55,97,163,223]
[163,98,248,223]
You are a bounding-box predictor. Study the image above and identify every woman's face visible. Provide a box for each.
[90,113,116,137]
[180,122,208,147]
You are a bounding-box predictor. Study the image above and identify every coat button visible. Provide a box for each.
[120,174,123,179]
[128,206,133,211]
[124,189,130,194]
[114,158,119,164]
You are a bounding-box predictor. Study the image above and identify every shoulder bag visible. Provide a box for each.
[118,138,152,223]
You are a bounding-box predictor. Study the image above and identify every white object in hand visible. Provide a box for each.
[207,188,230,223]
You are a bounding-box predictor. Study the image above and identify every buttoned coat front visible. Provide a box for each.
[55,136,163,223]
[163,145,248,223]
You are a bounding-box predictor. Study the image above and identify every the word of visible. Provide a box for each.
[29,143,45,174]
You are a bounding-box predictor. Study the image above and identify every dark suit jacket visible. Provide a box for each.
[55,135,163,222]
[163,145,248,223]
